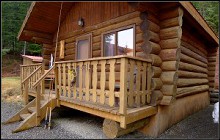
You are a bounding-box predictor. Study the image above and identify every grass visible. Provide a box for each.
[1,76,23,103]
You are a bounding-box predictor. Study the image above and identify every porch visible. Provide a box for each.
[19,55,157,129]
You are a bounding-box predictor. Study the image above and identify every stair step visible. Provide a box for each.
[20,113,31,120]
[28,107,36,113]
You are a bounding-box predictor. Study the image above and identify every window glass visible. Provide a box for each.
[104,33,115,56]
[77,39,89,60]
[117,28,134,56]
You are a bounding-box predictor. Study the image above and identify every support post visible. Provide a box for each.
[36,85,41,126]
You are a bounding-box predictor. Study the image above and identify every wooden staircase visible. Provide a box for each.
[3,96,57,133]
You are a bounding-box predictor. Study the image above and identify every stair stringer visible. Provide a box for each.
[12,98,57,133]
[2,99,36,124]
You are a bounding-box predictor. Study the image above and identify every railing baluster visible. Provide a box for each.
[36,84,41,125]
[135,61,141,107]
[24,80,29,105]
[128,59,135,107]
[109,59,116,107]
[100,60,106,104]
[67,63,71,99]
[142,62,147,105]
[147,63,152,104]
[72,63,77,99]
[85,62,90,101]
[58,64,62,97]
[55,64,59,105]
[119,58,128,114]
[78,62,83,100]
[63,63,67,98]
[92,61,98,103]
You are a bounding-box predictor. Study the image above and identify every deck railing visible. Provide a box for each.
[20,63,44,104]
[55,55,152,115]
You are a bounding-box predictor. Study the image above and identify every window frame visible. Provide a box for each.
[101,24,136,57]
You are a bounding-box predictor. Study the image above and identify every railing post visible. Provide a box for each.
[119,57,128,115]
[24,80,29,105]
[36,85,41,126]
[41,62,45,96]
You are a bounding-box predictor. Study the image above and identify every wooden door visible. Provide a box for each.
[76,34,92,89]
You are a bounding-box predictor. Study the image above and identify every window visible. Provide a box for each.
[102,25,135,57]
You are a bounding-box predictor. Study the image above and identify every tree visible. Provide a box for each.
[192,1,219,36]
[2,2,41,55]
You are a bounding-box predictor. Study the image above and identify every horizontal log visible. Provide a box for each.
[207,56,217,62]
[92,43,101,51]
[181,33,208,56]
[143,30,160,43]
[93,35,101,43]
[161,85,177,96]
[179,53,207,68]
[65,48,75,55]
[181,46,208,64]
[136,52,148,59]
[177,70,208,78]
[161,61,178,71]
[208,71,215,77]
[208,67,216,71]
[160,26,182,40]
[160,38,180,49]
[149,90,163,106]
[159,48,180,61]
[207,62,217,67]
[179,62,208,74]
[160,16,182,29]
[151,78,163,90]
[63,54,75,61]
[181,40,206,58]
[150,54,162,67]
[147,20,160,33]
[136,42,144,52]
[160,71,178,84]
[143,41,161,55]
[93,50,101,57]
[176,85,209,98]
[209,82,215,87]
[208,77,214,82]
[136,32,143,44]
[42,48,52,55]
[65,42,75,49]
[151,66,162,78]
[103,118,149,139]
[160,95,174,105]
[177,78,209,88]
[159,7,183,21]
[43,44,53,49]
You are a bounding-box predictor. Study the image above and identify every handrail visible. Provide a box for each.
[21,65,42,84]
[20,63,42,67]
[55,55,152,64]
[32,65,55,88]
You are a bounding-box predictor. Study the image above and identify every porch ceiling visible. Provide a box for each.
[17,2,74,44]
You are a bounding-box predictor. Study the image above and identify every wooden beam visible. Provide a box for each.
[17,2,36,40]
[32,37,53,44]
[24,30,53,39]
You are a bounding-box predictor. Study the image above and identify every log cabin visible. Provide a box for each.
[3,2,219,138]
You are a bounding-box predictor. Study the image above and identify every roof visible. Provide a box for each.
[22,55,43,62]
[17,2,219,46]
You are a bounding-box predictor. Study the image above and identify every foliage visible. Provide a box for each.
[192,1,219,35]
[2,2,41,55]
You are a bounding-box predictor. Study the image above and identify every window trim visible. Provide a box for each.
[101,24,136,57]
[75,33,92,60]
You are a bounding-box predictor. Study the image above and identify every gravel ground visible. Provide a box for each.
[1,100,219,139]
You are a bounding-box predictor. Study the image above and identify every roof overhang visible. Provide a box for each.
[17,2,74,45]
[18,2,219,46]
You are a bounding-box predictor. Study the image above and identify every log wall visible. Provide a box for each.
[177,22,210,98]
[136,10,163,106]
[158,7,183,105]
